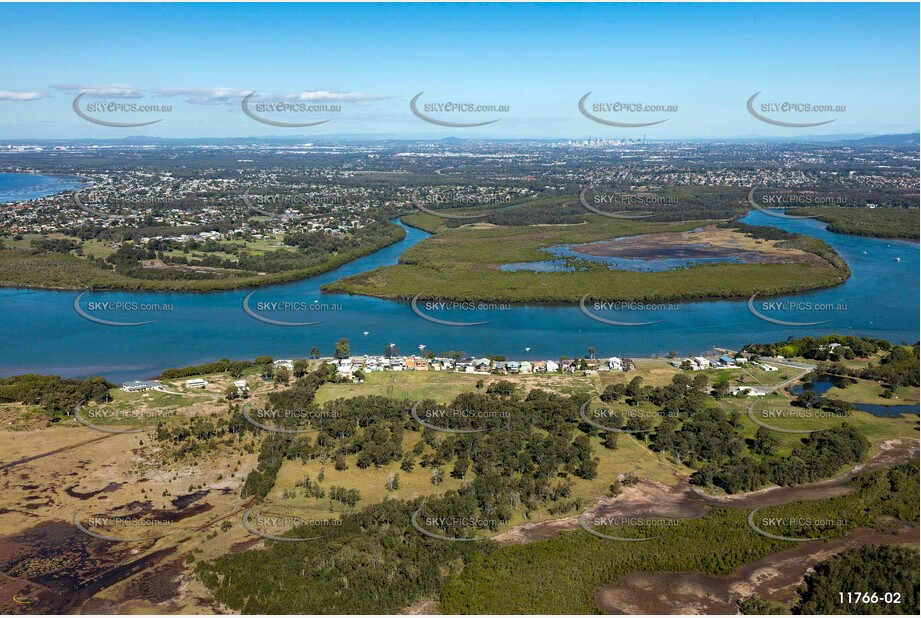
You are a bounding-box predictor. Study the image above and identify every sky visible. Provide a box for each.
[0,2,918,139]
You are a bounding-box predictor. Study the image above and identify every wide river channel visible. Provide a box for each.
[1,176,918,383]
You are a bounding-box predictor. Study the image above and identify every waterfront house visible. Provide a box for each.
[122,380,161,392]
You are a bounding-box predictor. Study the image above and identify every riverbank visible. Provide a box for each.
[792,206,920,240]
[0,210,916,383]
[0,222,406,292]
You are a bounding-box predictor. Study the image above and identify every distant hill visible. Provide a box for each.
[850,132,920,146]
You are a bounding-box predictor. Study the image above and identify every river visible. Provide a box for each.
[0,178,917,383]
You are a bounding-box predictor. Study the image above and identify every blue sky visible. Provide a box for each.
[0,2,918,139]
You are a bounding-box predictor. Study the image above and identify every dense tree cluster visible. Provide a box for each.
[160,358,254,380]
[0,373,113,417]
[744,334,891,361]
[819,344,921,389]
[794,545,919,615]
[689,424,869,493]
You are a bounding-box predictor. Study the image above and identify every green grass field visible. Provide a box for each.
[314,370,485,404]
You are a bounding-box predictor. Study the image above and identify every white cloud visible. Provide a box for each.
[293,90,392,103]
[52,84,145,98]
[158,88,393,105]
[154,87,250,105]
[0,90,43,101]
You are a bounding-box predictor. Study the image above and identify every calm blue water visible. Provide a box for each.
[0,173,82,204]
[790,375,919,417]
[0,176,918,383]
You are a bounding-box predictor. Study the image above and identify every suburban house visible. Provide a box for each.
[122,380,161,392]
[185,378,208,389]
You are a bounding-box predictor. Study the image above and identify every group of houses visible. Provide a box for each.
[329,355,636,378]
[668,354,779,372]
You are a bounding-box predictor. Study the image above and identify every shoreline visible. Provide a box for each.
[0,221,407,293]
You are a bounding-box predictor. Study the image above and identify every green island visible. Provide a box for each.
[324,196,851,303]
[0,220,405,291]
[791,206,920,240]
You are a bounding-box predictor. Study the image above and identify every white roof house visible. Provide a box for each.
[122,380,161,392]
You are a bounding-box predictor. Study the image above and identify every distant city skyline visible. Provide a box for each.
[1,2,918,139]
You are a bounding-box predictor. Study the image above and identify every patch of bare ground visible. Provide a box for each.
[401,597,440,614]
[571,225,812,264]
[0,421,260,614]
[493,439,918,545]
[493,478,708,545]
[594,525,919,615]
